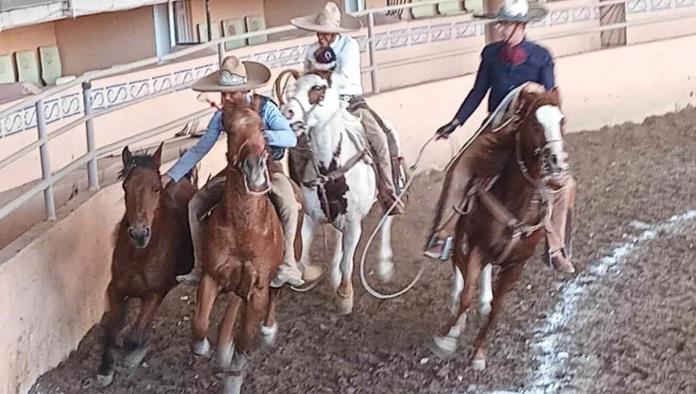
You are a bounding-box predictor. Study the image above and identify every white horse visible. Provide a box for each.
[283,73,395,314]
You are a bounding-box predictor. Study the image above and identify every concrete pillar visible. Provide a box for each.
[484,0,502,44]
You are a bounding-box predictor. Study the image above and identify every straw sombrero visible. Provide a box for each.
[475,0,548,23]
[290,2,362,34]
[192,56,271,92]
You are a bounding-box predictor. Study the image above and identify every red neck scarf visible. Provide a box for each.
[500,43,527,66]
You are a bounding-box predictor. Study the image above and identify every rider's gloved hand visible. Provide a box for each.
[435,119,460,140]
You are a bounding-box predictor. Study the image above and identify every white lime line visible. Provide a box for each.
[486,209,696,394]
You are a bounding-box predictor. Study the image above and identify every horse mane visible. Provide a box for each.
[118,152,158,180]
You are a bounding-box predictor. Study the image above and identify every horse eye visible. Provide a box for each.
[154,187,161,193]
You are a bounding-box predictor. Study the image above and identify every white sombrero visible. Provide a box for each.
[192,56,271,92]
[475,0,548,23]
[290,2,362,34]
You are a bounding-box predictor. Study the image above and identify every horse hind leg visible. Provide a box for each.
[471,261,525,371]
[337,220,362,315]
[261,287,281,347]
[449,265,464,315]
[97,286,127,387]
[376,215,395,283]
[432,246,483,358]
[123,293,164,368]
[329,227,344,291]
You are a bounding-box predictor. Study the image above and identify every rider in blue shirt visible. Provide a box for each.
[424,0,576,274]
[163,56,319,289]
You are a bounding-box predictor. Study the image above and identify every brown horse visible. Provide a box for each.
[431,88,570,370]
[191,100,286,394]
[96,143,197,387]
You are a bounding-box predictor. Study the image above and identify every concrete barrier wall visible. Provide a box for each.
[1,33,696,394]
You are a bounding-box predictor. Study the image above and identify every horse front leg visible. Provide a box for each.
[376,215,395,282]
[471,261,526,370]
[224,287,269,394]
[337,219,362,315]
[432,246,483,357]
[261,287,281,347]
[479,264,494,317]
[123,292,164,368]
[97,284,127,387]
[192,272,219,357]
[215,294,242,370]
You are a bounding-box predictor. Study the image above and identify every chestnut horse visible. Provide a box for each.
[191,100,286,394]
[97,143,197,387]
[432,88,570,370]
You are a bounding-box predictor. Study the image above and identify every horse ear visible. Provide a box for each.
[152,142,164,168]
[121,146,132,167]
[550,87,562,106]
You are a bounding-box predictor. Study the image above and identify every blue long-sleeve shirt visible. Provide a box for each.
[167,96,296,182]
[454,39,555,125]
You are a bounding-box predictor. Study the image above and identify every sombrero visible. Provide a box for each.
[290,2,362,34]
[475,0,548,23]
[192,56,271,92]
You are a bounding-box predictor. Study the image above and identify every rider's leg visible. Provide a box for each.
[423,151,474,260]
[177,174,226,286]
[351,107,404,215]
[268,172,306,288]
[424,125,510,260]
[545,174,576,273]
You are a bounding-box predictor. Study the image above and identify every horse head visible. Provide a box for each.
[223,102,271,195]
[281,72,340,136]
[515,86,569,185]
[119,143,163,248]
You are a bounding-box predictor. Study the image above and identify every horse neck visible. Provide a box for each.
[310,109,346,167]
[494,150,542,217]
[222,168,268,225]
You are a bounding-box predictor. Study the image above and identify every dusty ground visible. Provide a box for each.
[30,107,696,394]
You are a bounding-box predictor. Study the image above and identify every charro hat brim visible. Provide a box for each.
[191,61,271,92]
[474,6,548,23]
[290,13,362,33]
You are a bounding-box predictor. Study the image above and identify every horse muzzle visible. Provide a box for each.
[241,157,271,196]
[128,225,152,248]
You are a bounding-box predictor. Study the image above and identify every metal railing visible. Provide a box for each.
[0,0,694,224]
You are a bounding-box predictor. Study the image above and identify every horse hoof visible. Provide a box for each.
[260,323,278,347]
[479,303,492,317]
[336,296,353,315]
[472,357,487,371]
[376,260,395,283]
[230,352,248,373]
[124,346,149,368]
[215,343,234,370]
[431,335,457,358]
[95,372,114,388]
[192,338,211,356]
[222,373,244,394]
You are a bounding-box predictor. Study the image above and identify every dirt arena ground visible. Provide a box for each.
[30,107,696,394]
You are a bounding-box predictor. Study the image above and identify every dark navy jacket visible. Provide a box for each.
[454,39,555,124]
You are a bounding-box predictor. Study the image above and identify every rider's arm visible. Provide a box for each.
[540,49,556,90]
[331,37,361,93]
[262,102,297,148]
[453,46,493,125]
[166,111,223,182]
